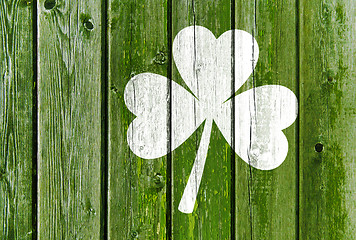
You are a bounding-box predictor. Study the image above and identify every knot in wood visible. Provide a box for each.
[154,51,167,65]
[44,0,56,10]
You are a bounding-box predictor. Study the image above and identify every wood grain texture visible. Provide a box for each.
[171,0,233,239]
[234,0,298,239]
[0,1,34,239]
[107,0,168,239]
[299,0,356,238]
[17,0,355,239]
[37,0,102,238]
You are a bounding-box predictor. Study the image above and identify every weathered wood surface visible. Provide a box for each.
[0,0,355,239]
[108,0,168,239]
[37,0,102,239]
[0,1,34,239]
[299,0,356,238]
[235,0,298,239]
[171,1,233,239]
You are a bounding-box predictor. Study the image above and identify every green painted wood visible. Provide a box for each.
[234,0,298,239]
[107,0,168,239]
[37,0,102,238]
[171,1,233,239]
[8,0,352,239]
[0,1,34,239]
[299,0,356,238]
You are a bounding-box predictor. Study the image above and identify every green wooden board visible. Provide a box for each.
[171,1,233,239]
[37,0,102,238]
[108,0,168,239]
[0,0,355,239]
[0,1,34,239]
[299,0,356,238]
[234,0,298,239]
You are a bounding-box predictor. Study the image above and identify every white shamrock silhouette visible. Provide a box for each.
[124,26,298,214]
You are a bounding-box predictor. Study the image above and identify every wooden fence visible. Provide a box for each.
[0,0,355,239]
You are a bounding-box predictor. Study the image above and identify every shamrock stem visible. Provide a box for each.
[178,118,213,213]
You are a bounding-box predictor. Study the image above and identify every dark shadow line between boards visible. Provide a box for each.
[167,0,173,239]
[101,0,109,238]
[231,0,236,239]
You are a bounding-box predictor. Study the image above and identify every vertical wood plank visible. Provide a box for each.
[171,1,233,239]
[0,1,34,239]
[235,0,298,238]
[37,0,102,238]
[107,0,168,239]
[300,0,356,238]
